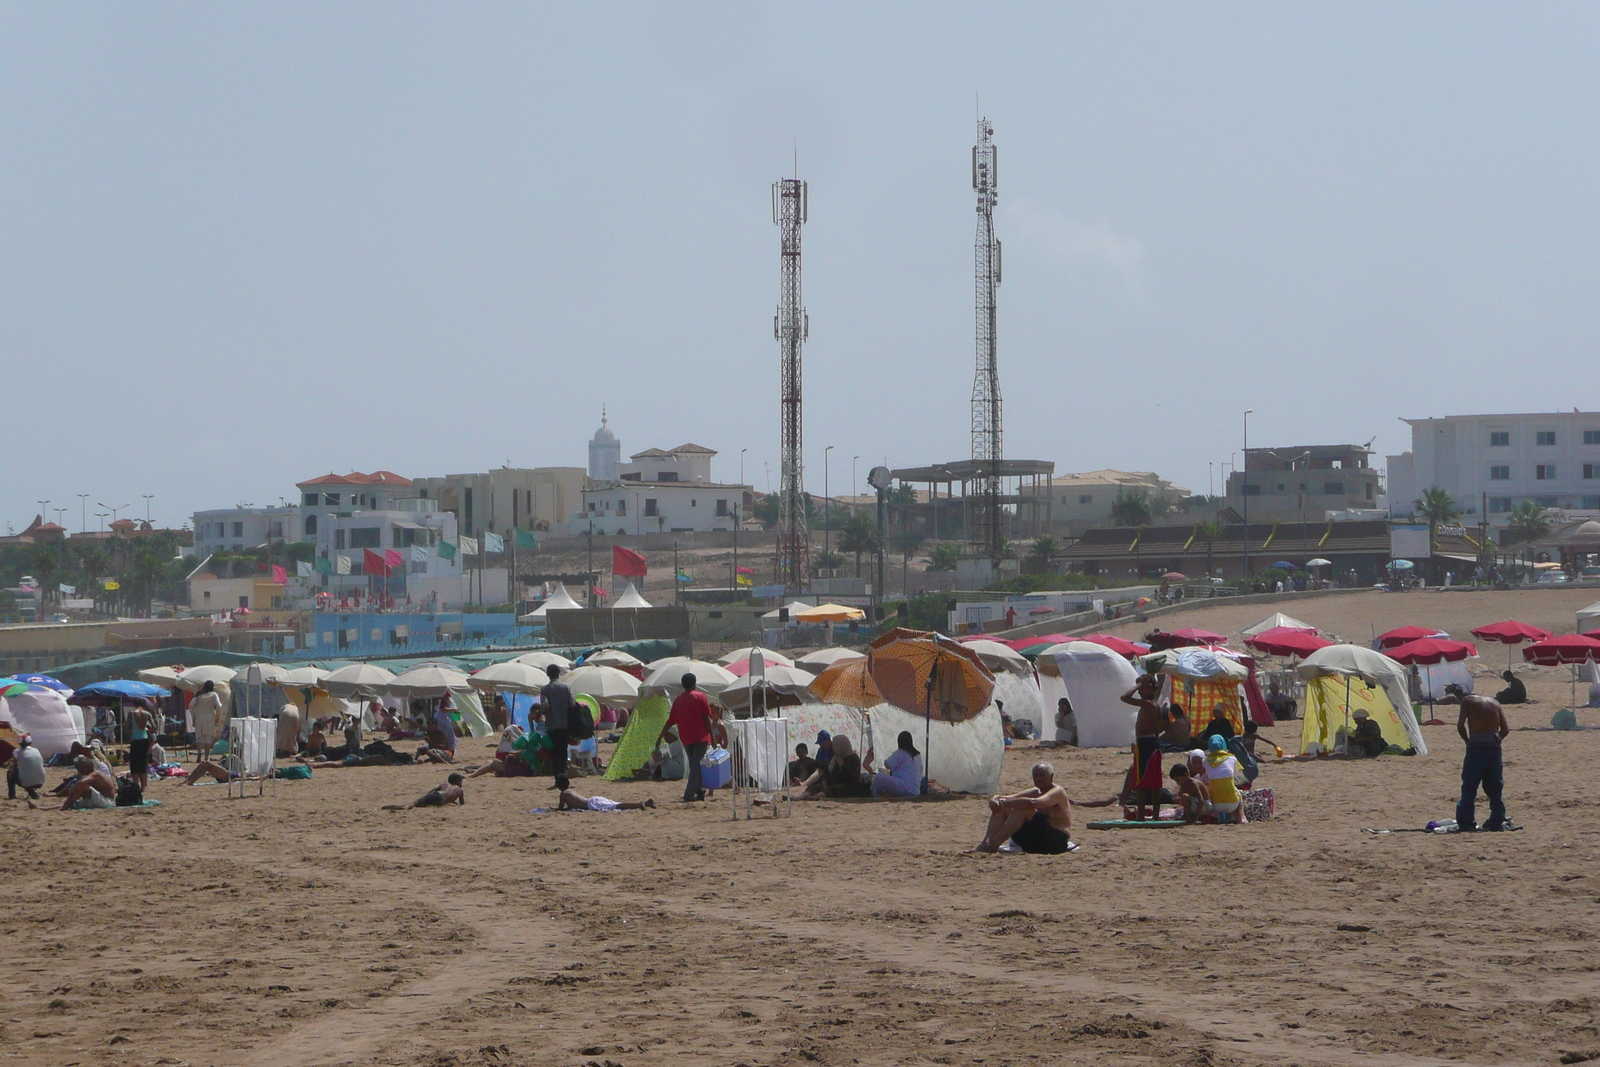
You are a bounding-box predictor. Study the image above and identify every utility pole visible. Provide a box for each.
[823,445,833,563]
[1242,410,1254,583]
[773,174,810,594]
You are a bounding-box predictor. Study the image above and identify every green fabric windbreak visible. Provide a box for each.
[52,647,265,688]
[603,693,669,781]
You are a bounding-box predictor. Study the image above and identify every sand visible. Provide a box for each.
[3,588,1599,1067]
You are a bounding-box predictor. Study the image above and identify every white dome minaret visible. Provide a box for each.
[588,408,621,481]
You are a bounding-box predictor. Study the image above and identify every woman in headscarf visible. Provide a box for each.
[870,731,923,798]
[796,734,871,800]
[1201,735,1245,822]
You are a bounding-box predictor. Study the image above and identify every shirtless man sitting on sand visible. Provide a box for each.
[1120,674,1168,820]
[57,757,117,810]
[970,762,1074,854]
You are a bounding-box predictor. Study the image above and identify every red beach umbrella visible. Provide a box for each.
[1376,624,1446,649]
[1079,633,1148,658]
[1244,627,1334,658]
[1384,638,1478,665]
[1522,634,1600,712]
[1471,619,1553,645]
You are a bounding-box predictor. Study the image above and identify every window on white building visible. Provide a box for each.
[616,499,627,516]
[1078,494,1093,505]
[1585,430,1600,445]
[232,522,244,537]
[349,527,381,548]
[324,493,340,507]
[1489,497,1512,513]
[1489,466,1510,480]
[645,499,658,517]
[1489,431,1510,447]
[303,492,320,505]
[1323,481,1344,495]
[716,499,728,516]
[1536,464,1556,480]
[1585,463,1597,480]
[304,514,318,536]
[1536,431,1557,446]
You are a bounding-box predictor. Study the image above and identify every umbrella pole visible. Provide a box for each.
[1342,674,1353,755]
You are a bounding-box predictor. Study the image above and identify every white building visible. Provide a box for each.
[192,506,297,558]
[588,409,621,482]
[579,443,752,534]
[295,472,463,600]
[411,467,586,539]
[1387,411,1600,524]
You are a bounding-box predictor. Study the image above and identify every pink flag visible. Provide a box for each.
[271,565,287,584]
[385,548,404,569]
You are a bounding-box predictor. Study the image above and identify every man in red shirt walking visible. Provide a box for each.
[657,673,719,803]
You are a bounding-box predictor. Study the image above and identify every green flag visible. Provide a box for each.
[314,557,333,575]
[676,570,692,582]
[515,529,539,550]
[438,540,457,561]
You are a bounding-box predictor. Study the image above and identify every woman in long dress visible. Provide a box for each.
[190,680,229,756]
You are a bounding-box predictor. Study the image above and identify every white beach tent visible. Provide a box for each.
[794,647,864,673]
[613,582,652,609]
[1296,644,1427,756]
[1241,612,1318,636]
[762,600,815,625]
[1034,641,1139,747]
[961,640,1047,739]
[1577,599,1600,631]
[0,686,83,758]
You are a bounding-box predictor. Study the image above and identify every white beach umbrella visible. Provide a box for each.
[136,665,182,687]
[717,646,796,668]
[469,661,549,695]
[513,650,575,672]
[174,664,239,692]
[564,664,643,709]
[960,639,1032,676]
[641,659,738,694]
[585,648,643,669]
[388,665,471,699]
[320,662,398,697]
[272,666,330,688]
[794,647,866,673]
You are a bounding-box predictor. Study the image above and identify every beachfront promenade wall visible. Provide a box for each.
[994,585,1374,643]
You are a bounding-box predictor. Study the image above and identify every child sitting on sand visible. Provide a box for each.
[1169,762,1211,823]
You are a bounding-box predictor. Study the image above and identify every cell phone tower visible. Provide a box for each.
[773,175,811,593]
[970,117,1004,563]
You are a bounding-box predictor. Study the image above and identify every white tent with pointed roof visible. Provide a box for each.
[521,582,584,620]
[1242,611,1318,636]
[1578,599,1600,629]
[613,582,652,609]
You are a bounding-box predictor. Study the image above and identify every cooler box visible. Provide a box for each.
[700,747,731,789]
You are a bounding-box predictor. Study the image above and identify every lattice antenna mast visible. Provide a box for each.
[773,176,811,593]
[970,117,1003,562]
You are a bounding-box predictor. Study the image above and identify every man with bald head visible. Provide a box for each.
[1456,691,1512,831]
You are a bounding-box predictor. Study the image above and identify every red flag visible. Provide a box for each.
[271,564,287,584]
[384,548,404,570]
[363,549,389,576]
[612,544,648,578]
[735,565,754,575]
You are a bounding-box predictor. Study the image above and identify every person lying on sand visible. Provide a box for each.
[384,773,466,810]
[182,759,238,785]
[58,757,117,809]
[554,774,654,812]
[969,762,1073,854]
[415,743,454,764]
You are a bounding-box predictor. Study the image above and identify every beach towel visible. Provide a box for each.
[603,694,670,781]
[1086,819,1186,829]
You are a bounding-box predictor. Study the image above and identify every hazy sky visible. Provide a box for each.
[5,3,1599,532]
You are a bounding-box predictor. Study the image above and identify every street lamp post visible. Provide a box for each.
[94,512,109,533]
[1242,410,1254,583]
[823,445,834,559]
[142,495,155,524]
[852,456,859,512]
[77,494,90,533]
[36,500,49,528]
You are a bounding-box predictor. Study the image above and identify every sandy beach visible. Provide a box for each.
[3,587,1599,1067]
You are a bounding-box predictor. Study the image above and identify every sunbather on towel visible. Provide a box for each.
[554,775,653,812]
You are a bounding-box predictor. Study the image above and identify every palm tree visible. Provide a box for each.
[1503,501,1551,546]
[1413,486,1461,530]
[1194,520,1223,578]
[1023,536,1058,575]
[892,532,926,594]
[1111,490,1154,527]
[927,544,961,572]
[837,514,878,578]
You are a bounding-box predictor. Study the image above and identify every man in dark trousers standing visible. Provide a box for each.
[1456,691,1512,831]
[541,664,574,780]
[658,673,718,802]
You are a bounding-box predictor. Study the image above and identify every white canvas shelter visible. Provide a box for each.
[1241,612,1318,636]
[1578,600,1600,629]
[865,701,1004,795]
[989,671,1048,739]
[272,666,330,688]
[1035,641,1139,747]
[762,600,815,622]
[612,582,652,609]
[1296,644,1427,755]
[0,686,82,758]
[233,662,286,687]
[136,666,182,687]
